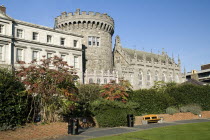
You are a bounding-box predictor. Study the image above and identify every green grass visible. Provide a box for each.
[89,122,210,140]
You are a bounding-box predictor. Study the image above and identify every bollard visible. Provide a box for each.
[68,118,79,135]
[127,114,134,127]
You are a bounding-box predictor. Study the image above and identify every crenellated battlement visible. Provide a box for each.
[55,9,114,35]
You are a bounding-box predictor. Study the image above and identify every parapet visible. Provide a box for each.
[55,9,114,27]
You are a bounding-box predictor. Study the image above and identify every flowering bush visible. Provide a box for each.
[100,80,132,103]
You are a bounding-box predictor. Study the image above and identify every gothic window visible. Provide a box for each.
[162,73,166,82]
[89,78,93,84]
[138,71,143,86]
[147,71,151,86]
[175,74,179,83]
[97,78,100,84]
[169,73,173,82]
[104,78,107,84]
[154,71,159,81]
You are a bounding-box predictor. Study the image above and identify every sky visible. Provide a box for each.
[1,0,210,72]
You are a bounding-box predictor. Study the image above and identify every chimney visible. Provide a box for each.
[0,5,6,13]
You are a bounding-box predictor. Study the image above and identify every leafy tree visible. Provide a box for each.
[15,56,78,122]
[100,80,132,103]
[0,68,28,130]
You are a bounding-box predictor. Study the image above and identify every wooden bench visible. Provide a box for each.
[142,115,161,124]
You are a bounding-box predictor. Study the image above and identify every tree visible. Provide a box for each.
[0,68,28,130]
[100,80,132,103]
[15,56,78,122]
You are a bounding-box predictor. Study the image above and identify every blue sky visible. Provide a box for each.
[2,0,210,72]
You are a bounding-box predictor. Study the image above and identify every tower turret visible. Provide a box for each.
[54,9,115,71]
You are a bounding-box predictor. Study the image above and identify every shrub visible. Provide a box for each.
[180,104,202,115]
[75,84,101,116]
[166,106,180,115]
[129,89,175,115]
[90,99,138,127]
[0,68,28,130]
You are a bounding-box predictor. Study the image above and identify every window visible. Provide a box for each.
[60,38,65,46]
[61,54,66,61]
[92,37,96,45]
[47,53,52,59]
[17,29,23,38]
[175,74,179,83]
[104,78,107,84]
[73,40,77,47]
[169,73,173,82]
[154,71,158,81]
[162,73,166,82]
[96,37,100,46]
[0,46,3,61]
[147,71,151,86]
[89,78,93,84]
[32,51,38,61]
[0,24,4,34]
[88,37,92,45]
[97,78,100,84]
[88,36,100,46]
[47,35,52,43]
[138,71,143,86]
[16,48,23,61]
[32,32,38,40]
[74,56,79,68]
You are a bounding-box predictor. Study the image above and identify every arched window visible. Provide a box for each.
[97,78,100,84]
[169,73,173,82]
[138,71,143,86]
[104,78,107,84]
[154,71,159,82]
[162,73,166,82]
[147,71,151,86]
[89,78,93,84]
[175,74,179,83]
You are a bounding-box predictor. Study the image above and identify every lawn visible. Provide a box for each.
[89,122,210,140]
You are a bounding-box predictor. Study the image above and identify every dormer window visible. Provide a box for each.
[32,32,39,40]
[0,24,4,34]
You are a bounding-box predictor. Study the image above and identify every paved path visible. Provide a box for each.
[53,119,210,140]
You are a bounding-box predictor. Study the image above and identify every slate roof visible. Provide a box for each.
[122,48,174,64]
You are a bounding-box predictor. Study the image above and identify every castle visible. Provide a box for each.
[0,6,184,89]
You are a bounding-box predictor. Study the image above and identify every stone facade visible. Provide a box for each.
[55,9,184,89]
[0,6,83,83]
[55,9,114,71]
[0,6,184,89]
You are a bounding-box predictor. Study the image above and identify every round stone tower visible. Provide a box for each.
[54,9,114,71]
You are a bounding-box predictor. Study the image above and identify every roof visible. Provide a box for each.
[122,48,174,64]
